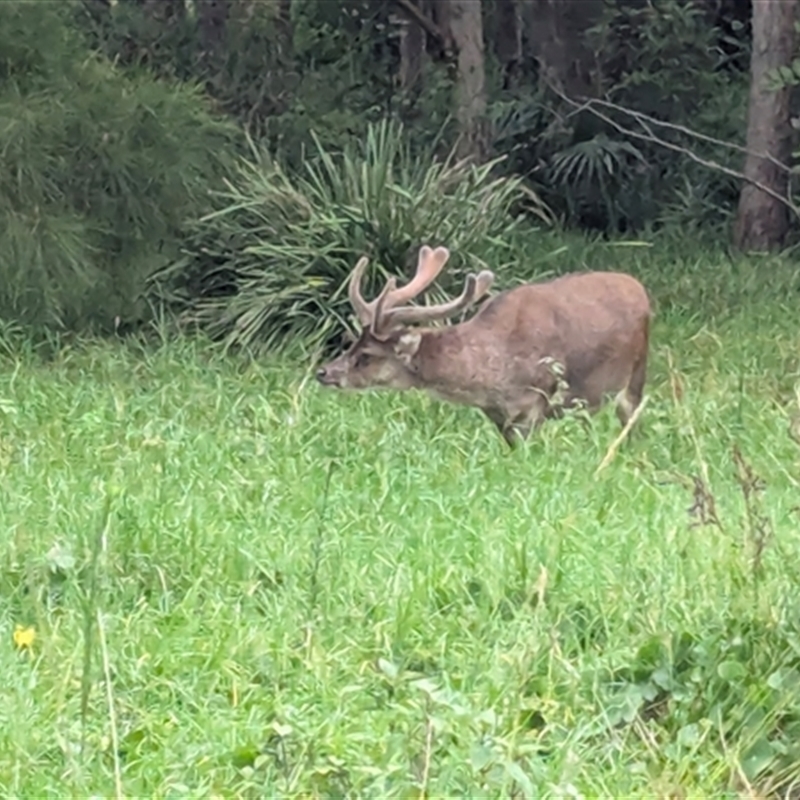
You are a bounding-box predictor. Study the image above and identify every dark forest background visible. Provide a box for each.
[1,0,797,351]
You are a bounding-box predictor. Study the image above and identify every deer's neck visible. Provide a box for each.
[412,325,493,405]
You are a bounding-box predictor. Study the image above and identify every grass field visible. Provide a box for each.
[2,235,800,797]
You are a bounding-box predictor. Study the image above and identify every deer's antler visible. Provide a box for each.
[347,256,375,327]
[377,270,494,329]
[347,245,493,333]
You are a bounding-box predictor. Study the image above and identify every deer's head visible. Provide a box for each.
[316,245,494,391]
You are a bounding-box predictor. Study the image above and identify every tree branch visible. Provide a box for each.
[545,80,799,220]
[391,0,445,44]
[574,95,794,177]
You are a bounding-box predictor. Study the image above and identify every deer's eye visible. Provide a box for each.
[354,352,372,369]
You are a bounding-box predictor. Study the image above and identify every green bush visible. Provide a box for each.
[0,1,239,331]
[151,120,553,354]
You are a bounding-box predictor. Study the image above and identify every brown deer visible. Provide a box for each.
[316,245,651,446]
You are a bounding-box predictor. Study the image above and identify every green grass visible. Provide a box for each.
[2,235,800,797]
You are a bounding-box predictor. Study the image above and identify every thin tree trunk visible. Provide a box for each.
[522,0,601,96]
[398,0,426,91]
[197,0,229,56]
[430,0,455,56]
[448,0,488,161]
[733,0,797,251]
[495,0,522,89]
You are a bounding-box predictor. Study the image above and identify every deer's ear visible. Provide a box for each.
[394,331,422,365]
[342,328,357,344]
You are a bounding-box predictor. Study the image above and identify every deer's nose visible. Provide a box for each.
[315,368,327,383]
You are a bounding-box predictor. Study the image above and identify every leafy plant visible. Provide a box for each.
[488,90,556,179]
[588,0,735,118]
[0,1,238,331]
[602,619,800,793]
[82,0,420,170]
[487,1,749,235]
[583,0,748,231]
[151,119,552,353]
[548,134,648,232]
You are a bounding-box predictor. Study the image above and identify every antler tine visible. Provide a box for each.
[380,269,495,328]
[369,277,398,335]
[347,246,458,332]
[385,246,450,307]
[348,256,374,326]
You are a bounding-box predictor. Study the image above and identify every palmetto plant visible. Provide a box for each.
[152,119,552,354]
[548,134,648,232]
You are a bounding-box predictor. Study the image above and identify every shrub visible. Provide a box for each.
[151,119,552,354]
[0,1,239,331]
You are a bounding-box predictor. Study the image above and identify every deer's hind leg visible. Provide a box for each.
[615,347,648,428]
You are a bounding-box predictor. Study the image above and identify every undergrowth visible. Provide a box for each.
[1,238,800,796]
[151,119,549,354]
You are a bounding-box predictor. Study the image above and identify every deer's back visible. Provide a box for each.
[460,271,649,399]
[472,272,649,348]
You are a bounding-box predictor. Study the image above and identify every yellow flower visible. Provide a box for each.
[13,624,35,651]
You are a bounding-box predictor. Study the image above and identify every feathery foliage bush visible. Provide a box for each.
[151,120,552,354]
[0,1,238,331]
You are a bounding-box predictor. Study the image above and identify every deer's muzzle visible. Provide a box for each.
[315,365,343,387]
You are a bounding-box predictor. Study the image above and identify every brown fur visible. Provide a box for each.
[317,255,651,447]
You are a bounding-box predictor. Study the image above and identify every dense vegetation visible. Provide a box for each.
[3,0,800,795]
[0,0,784,346]
[0,2,237,331]
[151,121,549,352]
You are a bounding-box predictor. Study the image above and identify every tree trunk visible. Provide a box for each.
[522,0,602,96]
[430,0,455,56]
[495,0,522,89]
[492,0,522,89]
[447,0,488,161]
[197,0,229,56]
[733,0,797,251]
[398,0,427,92]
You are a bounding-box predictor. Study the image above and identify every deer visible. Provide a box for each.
[315,244,651,447]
